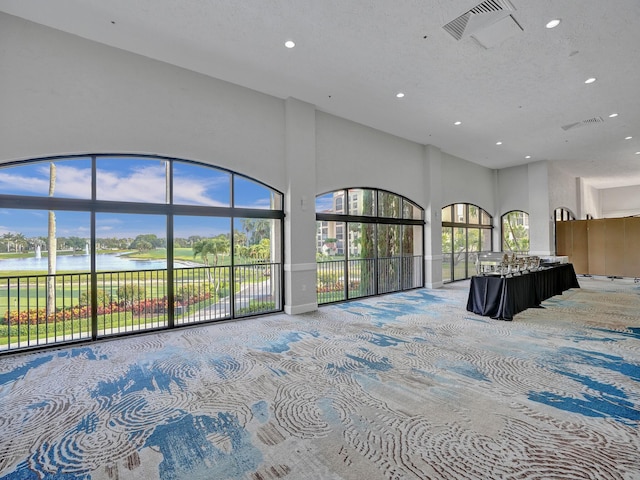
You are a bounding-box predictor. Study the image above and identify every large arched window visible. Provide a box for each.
[441,203,492,283]
[554,207,575,221]
[0,154,284,354]
[501,210,530,253]
[315,188,424,304]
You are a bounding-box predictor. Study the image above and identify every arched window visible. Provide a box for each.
[315,188,424,304]
[554,207,575,221]
[0,154,284,354]
[441,203,492,283]
[501,210,530,253]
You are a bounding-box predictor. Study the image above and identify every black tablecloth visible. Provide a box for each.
[466,263,580,320]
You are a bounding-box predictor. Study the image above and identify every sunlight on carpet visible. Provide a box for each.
[0,277,638,479]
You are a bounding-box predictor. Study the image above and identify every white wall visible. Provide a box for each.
[0,13,287,190]
[578,179,601,219]
[601,185,640,218]
[497,165,529,215]
[441,152,495,213]
[315,112,426,206]
[548,165,578,218]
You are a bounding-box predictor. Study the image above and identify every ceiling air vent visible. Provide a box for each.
[443,0,517,41]
[561,116,605,131]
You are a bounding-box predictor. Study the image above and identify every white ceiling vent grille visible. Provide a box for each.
[561,116,605,131]
[443,0,517,41]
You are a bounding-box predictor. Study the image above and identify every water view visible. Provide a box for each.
[0,253,179,272]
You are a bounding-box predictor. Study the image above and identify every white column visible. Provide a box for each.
[284,97,318,314]
[528,161,554,255]
[492,169,501,251]
[423,145,443,288]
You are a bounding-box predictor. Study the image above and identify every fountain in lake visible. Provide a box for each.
[35,245,41,259]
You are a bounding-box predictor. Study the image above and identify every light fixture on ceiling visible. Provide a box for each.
[636,152,640,155]
[546,19,561,29]
[584,77,596,84]
[496,141,503,145]
[625,136,633,140]
[454,121,462,125]
[396,92,405,98]
[284,40,295,48]
[525,155,531,159]
[609,113,619,118]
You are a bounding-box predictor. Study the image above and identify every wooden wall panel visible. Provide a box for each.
[555,217,640,278]
[555,221,572,256]
[587,219,606,275]
[571,221,589,274]
[604,218,625,276]
[624,217,640,278]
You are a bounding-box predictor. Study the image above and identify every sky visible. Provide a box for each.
[0,157,279,240]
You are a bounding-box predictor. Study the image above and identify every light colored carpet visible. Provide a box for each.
[0,276,639,479]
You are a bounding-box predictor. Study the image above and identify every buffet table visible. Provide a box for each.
[466,263,580,320]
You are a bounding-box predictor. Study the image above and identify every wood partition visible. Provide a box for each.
[556,217,640,277]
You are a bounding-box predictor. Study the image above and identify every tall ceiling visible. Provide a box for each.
[2,0,639,189]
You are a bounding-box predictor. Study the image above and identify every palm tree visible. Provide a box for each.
[193,236,230,296]
[2,232,15,252]
[13,233,28,253]
[47,163,57,318]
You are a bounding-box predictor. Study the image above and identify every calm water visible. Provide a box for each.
[0,253,177,272]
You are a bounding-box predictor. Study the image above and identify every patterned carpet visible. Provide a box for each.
[1,276,639,479]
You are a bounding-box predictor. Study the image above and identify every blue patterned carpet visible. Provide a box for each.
[1,277,639,479]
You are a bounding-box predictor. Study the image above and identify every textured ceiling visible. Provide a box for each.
[1,0,639,189]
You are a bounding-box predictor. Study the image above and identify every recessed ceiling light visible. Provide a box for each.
[284,40,295,48]
[525,155,531,159]
[625,136,633,140]
[636,152,640,155]
[546,19,561,29]
[396,92,405,98]
[584,77,596,84]
[454,121,462,125]
[496,141,503,145]
[609,113,618,118]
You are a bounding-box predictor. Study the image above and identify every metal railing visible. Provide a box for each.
[0,262,282,354]
[317,255,423,305]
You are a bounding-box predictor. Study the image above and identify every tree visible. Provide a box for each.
[193,235,229,266]
[2,232,15,252]
[503,212,530,253]
[47,163,57,317]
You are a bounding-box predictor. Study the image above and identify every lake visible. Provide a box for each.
[0,253,182,272]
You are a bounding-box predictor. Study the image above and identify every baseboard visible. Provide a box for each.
[285,302,318,315]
